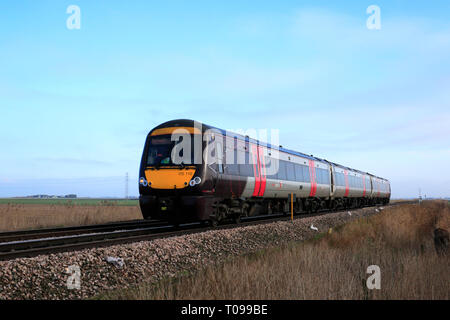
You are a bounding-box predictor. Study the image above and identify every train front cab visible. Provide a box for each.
[138,125,215,223]
[139,168,200,222]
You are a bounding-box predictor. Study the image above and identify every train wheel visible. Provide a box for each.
[210,219,219,228]
[295,200,303,215]
[140,205,153,220]
[210,203,226,227]
[241,203,250,218]
[248,203,263,216]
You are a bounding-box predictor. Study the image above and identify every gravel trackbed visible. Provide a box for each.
[0,206,382,299]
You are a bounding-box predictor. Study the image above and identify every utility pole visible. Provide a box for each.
[419,188,422,204]
[125,172,129,200]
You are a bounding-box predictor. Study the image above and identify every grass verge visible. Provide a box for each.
[101,200,449,300]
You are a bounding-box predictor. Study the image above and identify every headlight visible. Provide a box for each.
[139,177,148,187]
[189,177,201,187]
[193,176,201,184]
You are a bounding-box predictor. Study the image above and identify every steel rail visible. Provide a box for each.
[0,219,167,243]
[0,201,416,261]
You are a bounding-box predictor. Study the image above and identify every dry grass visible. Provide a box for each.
[0,204,142,232]
[108,200,449,300]
[389,198,418,203]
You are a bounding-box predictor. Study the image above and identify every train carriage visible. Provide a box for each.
[139,119,390,224]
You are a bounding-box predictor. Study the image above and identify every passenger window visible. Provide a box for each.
[295,164,303,182]
[317,169,322,184]
[323,169,329,184]
[265,156,278,179]
[286,162,295,181]
[277,161,287,180]
[302,165,310,182]
[239,151,253,177]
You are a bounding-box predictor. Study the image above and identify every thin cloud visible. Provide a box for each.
[35,157,112,166]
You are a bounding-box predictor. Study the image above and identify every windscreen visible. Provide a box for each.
[146,135,197,166]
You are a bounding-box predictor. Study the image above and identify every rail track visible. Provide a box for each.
[0,201,415,261]
[0,219,167,243]
[0,213,290,260]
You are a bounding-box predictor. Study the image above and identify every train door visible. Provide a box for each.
[214,136,246,198]
[215,140,224,192]
[330,165,335,197]
[208,136,224,194]
[216,141,224,174]
[369,176,373,197]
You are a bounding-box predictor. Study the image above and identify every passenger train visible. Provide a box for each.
[139,119,390,225]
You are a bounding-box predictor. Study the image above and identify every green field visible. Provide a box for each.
[0,198,139,206]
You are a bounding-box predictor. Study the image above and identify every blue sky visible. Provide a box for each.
[0,0,449,198]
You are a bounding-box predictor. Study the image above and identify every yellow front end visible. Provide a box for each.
[144,167,196,189]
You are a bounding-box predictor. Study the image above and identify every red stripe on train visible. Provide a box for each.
[344,170,349,197]
[251,144,260,197]
[362,175,366,197]
[258,146,266,197]
[314,164,317,196]
[309,160,317,197]
[313,162,317,196]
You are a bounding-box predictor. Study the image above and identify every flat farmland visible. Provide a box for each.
[0,199,142,232]
[0,198,138,206]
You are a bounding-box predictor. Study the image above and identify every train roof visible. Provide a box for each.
[151,119,389,182]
